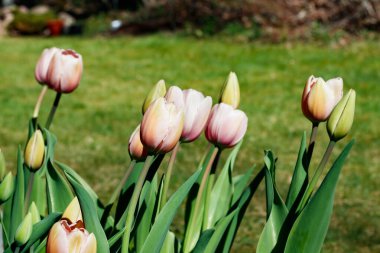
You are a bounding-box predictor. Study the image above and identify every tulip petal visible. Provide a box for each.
[47,222,69,253]
[80,233,97,253]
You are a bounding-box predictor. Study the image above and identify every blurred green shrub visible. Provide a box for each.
[8,10,56,35]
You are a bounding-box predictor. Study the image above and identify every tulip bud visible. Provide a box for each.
[181,89,212,142]
[140,98,184,154]
[0,172,14,203]
[302,75,343,122]
[165,86,185,110]
[46,49,83,93]
[142,79,166,114]
[0,149,6,180]
[327,89,356,141]
[219,72,240,109]
[29,202,41,224]
[15,212,33,245]
[205,103,248,148]
[35,47,60,84]
[24,130,45,171]
[62,197,83,223]
[129,125,148,161]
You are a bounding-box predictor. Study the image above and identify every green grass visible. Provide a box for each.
[0,34,379,252]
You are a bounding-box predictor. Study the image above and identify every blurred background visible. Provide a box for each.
[0,0,379,252]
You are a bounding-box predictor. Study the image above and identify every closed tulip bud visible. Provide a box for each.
[142,79,166,114]
[24,130,45,171]
[62,197,83,223]
[29,202,41,224]
[35,47,60,84]
[219,72,240,109]
[327,89,356,141]
[0,172,14,202]
[165,86,185,110]
[302,75,343,122]
[15,212,33,245]
[47,219,97,253]
[181,89,212,142]
[46,49,83,93]
[205,103,248,148]
[128,125,148,161]
[141,98,184,154]
[0,149,5,180]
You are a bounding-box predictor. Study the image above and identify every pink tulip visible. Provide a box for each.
[35,47,60,84]
[181,89,212,142]
[165,86,185,110]
[46,49,83,93]
[128,125,148,161]
[140,98,184,154]
[301,75,343,122]
[205,103,248,148]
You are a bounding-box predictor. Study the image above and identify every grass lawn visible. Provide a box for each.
[0,34,379,252]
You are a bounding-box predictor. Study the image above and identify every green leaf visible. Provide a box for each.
[284,140,354,253]
[231,167,254,205]
[65,172,110,253]
[140,169,201,253]
[285,132,308,209]
[159,231,176,253]
[20,212,61,253]
[257,151,288,253]
[193,229,214,253]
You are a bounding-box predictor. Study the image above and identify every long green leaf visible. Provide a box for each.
[231,167,254,205]
[193,229,215,253]
[140,169,201,253]
[284,140,354,253]
[65,172,110,253]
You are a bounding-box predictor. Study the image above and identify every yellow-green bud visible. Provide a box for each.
[142,79,166,114]
[327,89,356,141]
[0,172,14,202]
[219,72,240,109]
[29,202,41,224]
[0,149,5,180]
[24,130,45,171]
[15,212,33,245]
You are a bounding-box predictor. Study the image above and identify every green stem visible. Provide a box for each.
[108,160,136,205]
[299,140,335,210]
[15,247,20,253]
[1,214,10,249]
[45,92,62,130]
[121,155,154,253]
[306,122,319,170]
[32,86,48,120]
[159,142,180,211]
[183,147,219,253]
[24,172,35,213]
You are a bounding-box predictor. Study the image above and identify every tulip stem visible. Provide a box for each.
[32,86,48,120]
[45,92,62,130]
[183,147,219,253]
[306,122,319,170]
[299,140,335,210]
[121,155,154,253]
[160,142,180,211]
[24,172,35,213]
[108,160,136,205]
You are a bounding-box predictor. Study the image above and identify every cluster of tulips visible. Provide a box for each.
[0,47,355,253]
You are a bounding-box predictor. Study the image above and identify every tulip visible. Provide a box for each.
[0,172,14,202]
[29,201,41,224]
[128,125,148,161]
[165,86,185,110]
[302,75,343,122]
[140,97,184,154]
[219,72,240,109]
[0,149,5,180]
[142,79,166,114]
[24,130,45,171]
[15,212,33,245]
[46,49,83,93]
[181,89,212,142]
[35,47,60,84]
[62,197,83,223]
[205,103,248,148]
[327,89,356,141]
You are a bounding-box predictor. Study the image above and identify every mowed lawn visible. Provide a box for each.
[0,35,379,252]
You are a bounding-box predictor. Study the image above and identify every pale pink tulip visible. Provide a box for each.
[128,125,148,161]
[165,86,185,110]
[181,89,212,142]
[301,75,343,122]
[140,98,184,154]
[35,47,60,84]
[46,49,83,93]
[205,103,248,148]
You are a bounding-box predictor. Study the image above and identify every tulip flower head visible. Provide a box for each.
[140,98,184,154]
[181,89,212,142]
[302,75,343,122]
[0,172,14,202]
[24,130,45,171]
[46,49,83,93]
[205,103,248,148]
[128,125,148,161]
[219,72,240,109]
[142,79,166,114]
[165,86,185,111]
[15,212,33,245]
[35,47,60,84]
